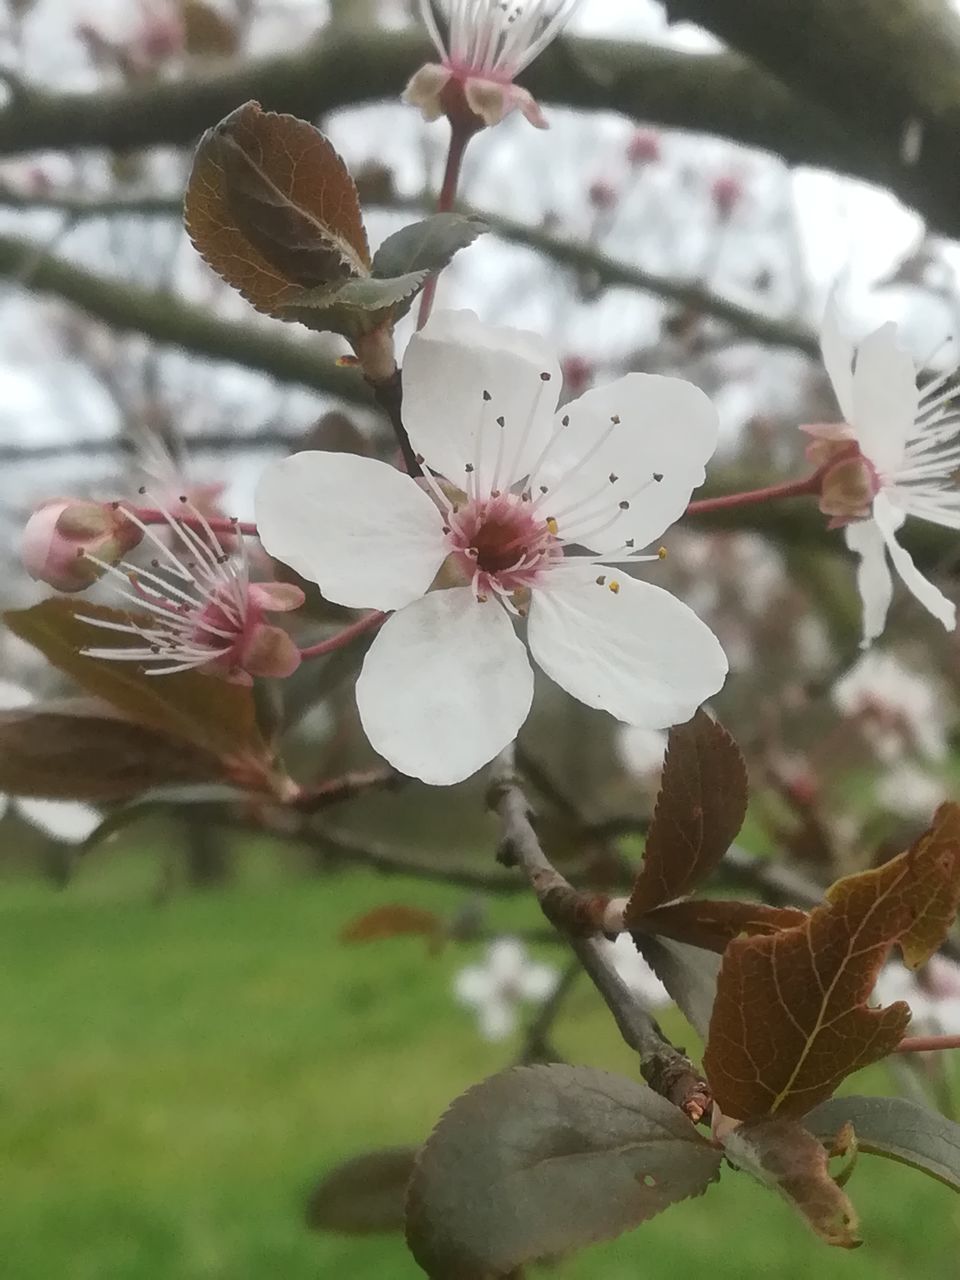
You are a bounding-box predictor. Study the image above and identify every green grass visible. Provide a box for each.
[1,845,959,1279]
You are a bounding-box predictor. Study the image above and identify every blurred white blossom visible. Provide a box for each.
[832,649,949,762]
[604,934,671,1008]
[453,937,558,1041]
[874,955,960,1038]
[875,762,947,819]
[617,725,667,778]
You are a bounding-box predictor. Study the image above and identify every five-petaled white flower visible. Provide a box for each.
[453,937,558,1041]
[604,934,671,1008]
[811,296,959,646]
[403,0,582,130]
[0,680,100,843]
[255,311,728,785]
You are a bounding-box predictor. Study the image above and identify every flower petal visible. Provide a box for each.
[402,310,561,493]
[844,516,894,647]
[479,998,515,1042]
[356,588,534,785]
[527,566,727,727]
[0,679,33,710]
[533,374,718,553]
[852,322,918,474]
[518,962,559,1001]
[16,797,100,844]
[254,452,448,612]
[453,965,496,1007]
[401,63,451,121]
[874,491,956,631]
[820,293,856,423]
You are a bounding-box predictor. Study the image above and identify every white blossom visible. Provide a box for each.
[875,763,947,819]
[604,934,671,1008]
[617,725,667,778]
[452,937,558,1041]
[874,956,960,1038]
[404,0,583,129]
[0,680,100,844]
[815,296,959,645]
[832,649,949,763]
[255,311,728,785]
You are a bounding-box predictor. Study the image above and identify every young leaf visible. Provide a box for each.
[4,600,269,766]
[340,904,443,944]
[0,700,226,801]
[636,935,721,1041]
[371,213,488,281]
[184,101,369,316]
[405,1064,722,1279]
[805,1095,960,1192]
[278,271,430,336]
[637,899,808,953]
[624,710,748,922]
[703,802,960,1121]
[306,1147,419,1235]
[722,1117,861,1249]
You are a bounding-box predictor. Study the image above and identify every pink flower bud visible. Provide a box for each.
[711,174,743,221]
[561,355,594,399]
[588,180,618,212]
[21,500,144,592]
[626,129,661,167]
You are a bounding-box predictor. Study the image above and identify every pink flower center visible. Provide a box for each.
[446,493,561,600]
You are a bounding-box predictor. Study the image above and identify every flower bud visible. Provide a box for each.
[626,129,661,167]
[21,500,143,592]
[587,179,618,212]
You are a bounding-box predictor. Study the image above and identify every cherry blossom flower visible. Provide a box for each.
[403,0,582,130]
[603,935,671,1008]
[453,937,558,1040]
[0,681,100,844]
[78,496,303,684]
[832,649,949,763]
[255,310,728,785]
[811,296,960,645]
[875,762,947,819]
[874,955,960,1038]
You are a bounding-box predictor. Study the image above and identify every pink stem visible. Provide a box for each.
[894,1033,960,1054]
[416,123,472,330]
[131,506,257,538]
[299,611,387,661]
[685,469,824,516]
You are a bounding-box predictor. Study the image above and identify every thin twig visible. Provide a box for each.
[487,747,711,1122]
[519,958,581,1064]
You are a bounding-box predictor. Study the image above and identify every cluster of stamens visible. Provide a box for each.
[78,490,252,676]
[416,372,666,612]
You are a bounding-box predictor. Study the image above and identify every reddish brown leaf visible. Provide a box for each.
[184,101,369,317]
[703,802,960,1121]
[722,1117,861,1248]
[306,1147,418,1235]
[4,600,270,769]
[0,699,227,801]
[340,905,443,945]
[635,899,808,954]
[624,710,748,922]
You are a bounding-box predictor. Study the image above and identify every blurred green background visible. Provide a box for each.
[2,838,958,1280]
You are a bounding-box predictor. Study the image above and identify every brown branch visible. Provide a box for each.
[0,231,369,402]
[0,25,953,233]
[487,748,710,1122]
[290,766,403,813]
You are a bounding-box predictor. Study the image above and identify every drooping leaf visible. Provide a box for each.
[184,101,369,317]
[703,803,960,1121]
[4,600,270,767]
[80,783,250,855]
[371,213,489,281]
[636,935,721,1041]
[0,699,226,802]
[637,899,808,954]
[722,1117,861,1248]
[340,904,443,944]
[306,1147,418,1235]
[405,1064,722,1279]
[806,1094,960,1192]
[624,710,748,922]
[278,271,430,336]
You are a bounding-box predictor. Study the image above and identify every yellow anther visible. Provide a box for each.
[546,517,559,535]
[658,546,668,560]
[608,580,620,594]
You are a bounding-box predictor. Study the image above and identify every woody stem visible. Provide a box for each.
[894,1033,960,1054]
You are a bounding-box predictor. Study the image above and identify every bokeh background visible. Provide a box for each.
[2,1,960,1276]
